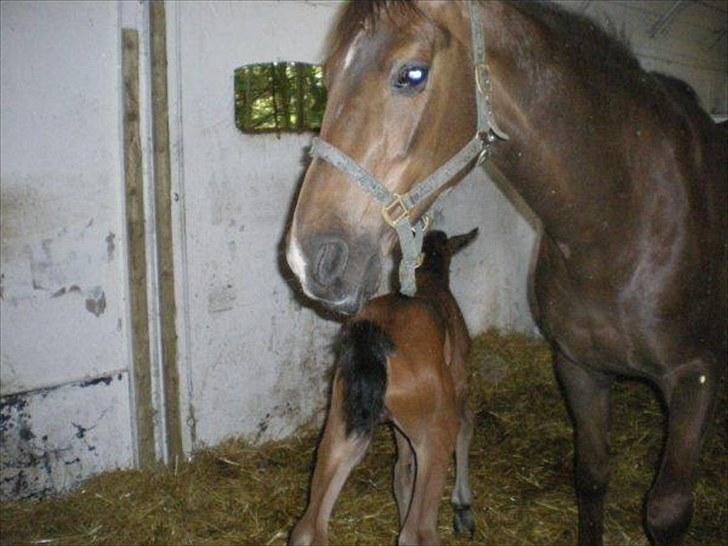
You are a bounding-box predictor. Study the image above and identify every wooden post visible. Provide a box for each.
[149,0,184,464]
[122,28,156,469]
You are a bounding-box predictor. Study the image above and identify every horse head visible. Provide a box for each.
[286,1,481,314]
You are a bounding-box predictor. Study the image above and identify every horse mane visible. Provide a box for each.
[651,72,701,105]
[511,1,642,82]
[335,0,420,35]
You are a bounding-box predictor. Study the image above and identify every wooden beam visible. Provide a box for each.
[122,28,156,469]
[149,0,184,464]
[649,0,687,39]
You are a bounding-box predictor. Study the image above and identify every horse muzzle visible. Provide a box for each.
[286,231,382,315]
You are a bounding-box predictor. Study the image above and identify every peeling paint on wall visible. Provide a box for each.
[0,373,133,501]
[84,286,106,317]
[1,0,134,500]
[105,231,116,262]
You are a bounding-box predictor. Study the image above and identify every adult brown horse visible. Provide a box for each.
[285,1,726,545]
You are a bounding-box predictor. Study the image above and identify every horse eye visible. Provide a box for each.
[393,65,429,91]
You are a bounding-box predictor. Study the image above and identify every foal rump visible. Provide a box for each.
[336,320,394,438]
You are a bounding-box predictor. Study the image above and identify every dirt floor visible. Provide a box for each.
[1,332,725,546]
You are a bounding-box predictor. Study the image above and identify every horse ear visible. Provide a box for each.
[448,228,479,254]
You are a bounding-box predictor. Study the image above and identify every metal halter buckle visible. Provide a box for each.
[477,132,497,164]
[382,193,410,227]
[477,147,489,165]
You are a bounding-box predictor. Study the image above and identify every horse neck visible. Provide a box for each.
[481,1,642,247]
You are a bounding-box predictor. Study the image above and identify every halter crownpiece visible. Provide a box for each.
[309,0,508,297]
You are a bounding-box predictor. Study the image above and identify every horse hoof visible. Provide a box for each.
[453,505,475,538]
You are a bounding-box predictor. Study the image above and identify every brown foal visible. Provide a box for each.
[289,229,478,546]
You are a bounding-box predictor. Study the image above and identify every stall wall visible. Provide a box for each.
[0,1,134,499]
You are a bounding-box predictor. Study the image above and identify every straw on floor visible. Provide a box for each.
[1,332,725,546]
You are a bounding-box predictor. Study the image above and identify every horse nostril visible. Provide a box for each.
[313,238,349,287]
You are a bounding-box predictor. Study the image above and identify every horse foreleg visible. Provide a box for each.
[393,426,415,526]
[645,357,722,546]
[554,353,613,546]
[289,379,371,546]
[451,402,475,538]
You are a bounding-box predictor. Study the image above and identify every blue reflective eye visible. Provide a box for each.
[394,65,429,90]
[406,68,425,83]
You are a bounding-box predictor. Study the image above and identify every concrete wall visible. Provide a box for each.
[0,1,134,499]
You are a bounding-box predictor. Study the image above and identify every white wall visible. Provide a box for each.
[0,1,134,499]
[166,1,343,452]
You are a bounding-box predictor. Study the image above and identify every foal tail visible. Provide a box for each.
[337,320,393,438]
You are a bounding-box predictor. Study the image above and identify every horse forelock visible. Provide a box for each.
[326,0,424,63]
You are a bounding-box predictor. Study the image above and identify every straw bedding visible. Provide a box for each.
[2,332,725,545]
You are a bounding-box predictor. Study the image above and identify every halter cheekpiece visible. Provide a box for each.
[310,1,509,296]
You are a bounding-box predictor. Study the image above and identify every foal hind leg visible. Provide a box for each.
[645,357,722,546]
[393,426,415,526]
[398,425,453,546]
[451,403,475,538]
[289,380,371,546]
[555,353,613,546]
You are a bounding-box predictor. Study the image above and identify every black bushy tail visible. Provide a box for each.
[336,320,394,438]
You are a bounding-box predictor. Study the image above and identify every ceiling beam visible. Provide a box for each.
[708,28,727,51]
[648,0,687,39]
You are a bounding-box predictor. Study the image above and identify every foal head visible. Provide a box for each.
[418,228,479,286]
[287,1,477,314]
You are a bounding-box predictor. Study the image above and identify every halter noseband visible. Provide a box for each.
[310,1,508,296]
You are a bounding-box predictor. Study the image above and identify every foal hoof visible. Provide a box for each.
[453,504,475,539]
